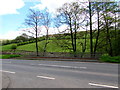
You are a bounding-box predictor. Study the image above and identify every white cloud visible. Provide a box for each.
[31,0,81,14]
[45,24,69,35]
[20,24,69,37]
[38,24,86,36]
[0,0,25,15]
[0,23,86,40]
[0,30,24,39]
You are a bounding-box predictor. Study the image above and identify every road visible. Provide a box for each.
[1,59,119,88]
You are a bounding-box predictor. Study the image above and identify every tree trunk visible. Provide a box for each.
[115,12,117,39]
[74,21,77,57]
[104,6,113,56]
[81,25,87,58]
[94,7,100,57]
[43,27,49,56]
[35,23,39,56]
[89,2,93,58]
[69,17,75,53]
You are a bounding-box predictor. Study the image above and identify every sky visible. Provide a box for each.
[0,0,78,39]
[0,0,119,39]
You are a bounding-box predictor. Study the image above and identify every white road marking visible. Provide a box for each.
[3,62,11,64]
[37,75,55,80]
[89,83,118,88]
[30,64,37,66]
[38,64,87,69]
[0,70,16,74]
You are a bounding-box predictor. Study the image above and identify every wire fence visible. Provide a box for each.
[2,50,102,59]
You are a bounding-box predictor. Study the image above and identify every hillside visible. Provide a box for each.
[1,39,91,53]
[0,44,15,51]
[1,30,119,57]
[17,39,91,52]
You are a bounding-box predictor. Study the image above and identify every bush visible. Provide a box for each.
[11,44,17,50]
[100,54,120,63]
[1,40,13,46]
[17,40,35,46]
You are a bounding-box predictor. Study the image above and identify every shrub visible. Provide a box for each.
[11,44,17,50]
[1,40,13,46]
[100,54,120,63]
[17,40,36,46]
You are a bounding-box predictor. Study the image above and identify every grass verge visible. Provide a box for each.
[0,54,21,59]
[100,54,120,63]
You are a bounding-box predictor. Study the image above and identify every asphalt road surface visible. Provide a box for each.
[1,59,119,88]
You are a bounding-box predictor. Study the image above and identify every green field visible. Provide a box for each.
[16,39,91,52]
[1,39,120,63]
[0,44,15,51]
[0,39,92,52]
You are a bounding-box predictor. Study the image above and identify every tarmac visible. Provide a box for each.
[1,72,10,89]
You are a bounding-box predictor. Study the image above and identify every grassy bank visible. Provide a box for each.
[1,39,91,52]
[16,39,91,52]
[0,44,15,51]
[0,54,21,59]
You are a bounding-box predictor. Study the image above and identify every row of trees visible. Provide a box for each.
[90,2,120,56]
[22,1,119,57]
[55,1,120,57]
[1,33,34,45]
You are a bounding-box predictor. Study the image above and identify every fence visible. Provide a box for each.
[2,50,102,59]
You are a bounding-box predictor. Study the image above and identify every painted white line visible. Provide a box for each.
[3,62,11,64]
[30,64,37,66]
[0,70,16,74]
[37,75,55,80]
[75,67,87,69]
[89,83,118,88]
[38,64,87,69]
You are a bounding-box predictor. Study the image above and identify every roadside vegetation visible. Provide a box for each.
[100,54,120,63]
[0,54,21,59]
[0,1,120,63]
[1,31,120,63]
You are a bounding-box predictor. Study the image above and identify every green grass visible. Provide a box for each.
[1,39,94,53]
[16,40,65,52]
[0,44,16,51]
[16,39,91,52]
[0,54,21,59]
[17,43,36,51]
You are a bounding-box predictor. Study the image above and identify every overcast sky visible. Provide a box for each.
[0,0,119,39]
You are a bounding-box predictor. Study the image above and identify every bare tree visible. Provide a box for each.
[89,1,93,58]
[92,2,102,57]
[56,2,86,57]
[42,10,51,56]
[90,2,119,56]
[80,20,88,58]
[100,2,118,56]
[24,9,43,56]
